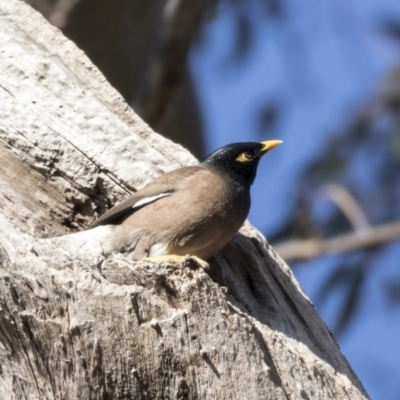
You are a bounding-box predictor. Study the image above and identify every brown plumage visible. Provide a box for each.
[85,140,282,263]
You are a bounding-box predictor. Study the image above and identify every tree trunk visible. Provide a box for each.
[0,1,369,399]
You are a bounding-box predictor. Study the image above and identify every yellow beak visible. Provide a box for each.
[260,140,283,154]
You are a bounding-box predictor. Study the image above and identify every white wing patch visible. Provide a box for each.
[132,193,171,209]
[149,242,169,257]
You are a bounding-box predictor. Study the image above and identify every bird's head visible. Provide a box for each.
[202,140,283,186]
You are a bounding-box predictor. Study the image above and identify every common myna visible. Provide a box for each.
[85,140,282,265]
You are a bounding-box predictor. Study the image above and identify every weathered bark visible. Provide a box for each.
[24,0,206,158]
[0,1,369,399]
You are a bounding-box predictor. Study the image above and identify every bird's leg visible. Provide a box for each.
[186,255,210,270]
[144,254,209,270]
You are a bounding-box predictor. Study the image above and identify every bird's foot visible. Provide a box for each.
[144,254,209,270]
[184,255,209,270]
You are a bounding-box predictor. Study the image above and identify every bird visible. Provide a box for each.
[83,140,282,267]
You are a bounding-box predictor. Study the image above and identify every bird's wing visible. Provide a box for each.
[87,165,204,229]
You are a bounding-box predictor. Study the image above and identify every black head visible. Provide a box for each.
[202,140,282,187]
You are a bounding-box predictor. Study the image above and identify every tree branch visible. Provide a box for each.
[274,221,400,262]
[321,184,370,232]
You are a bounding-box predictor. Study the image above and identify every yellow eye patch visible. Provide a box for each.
[236,151,257,163]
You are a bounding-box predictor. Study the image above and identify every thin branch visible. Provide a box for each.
[321,184,370,232]
[274,221,400,262]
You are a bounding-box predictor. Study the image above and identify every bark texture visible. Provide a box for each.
[0,1,369,399]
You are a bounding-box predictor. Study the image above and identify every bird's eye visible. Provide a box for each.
[244,150,255,159]
[236,149,258,163]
